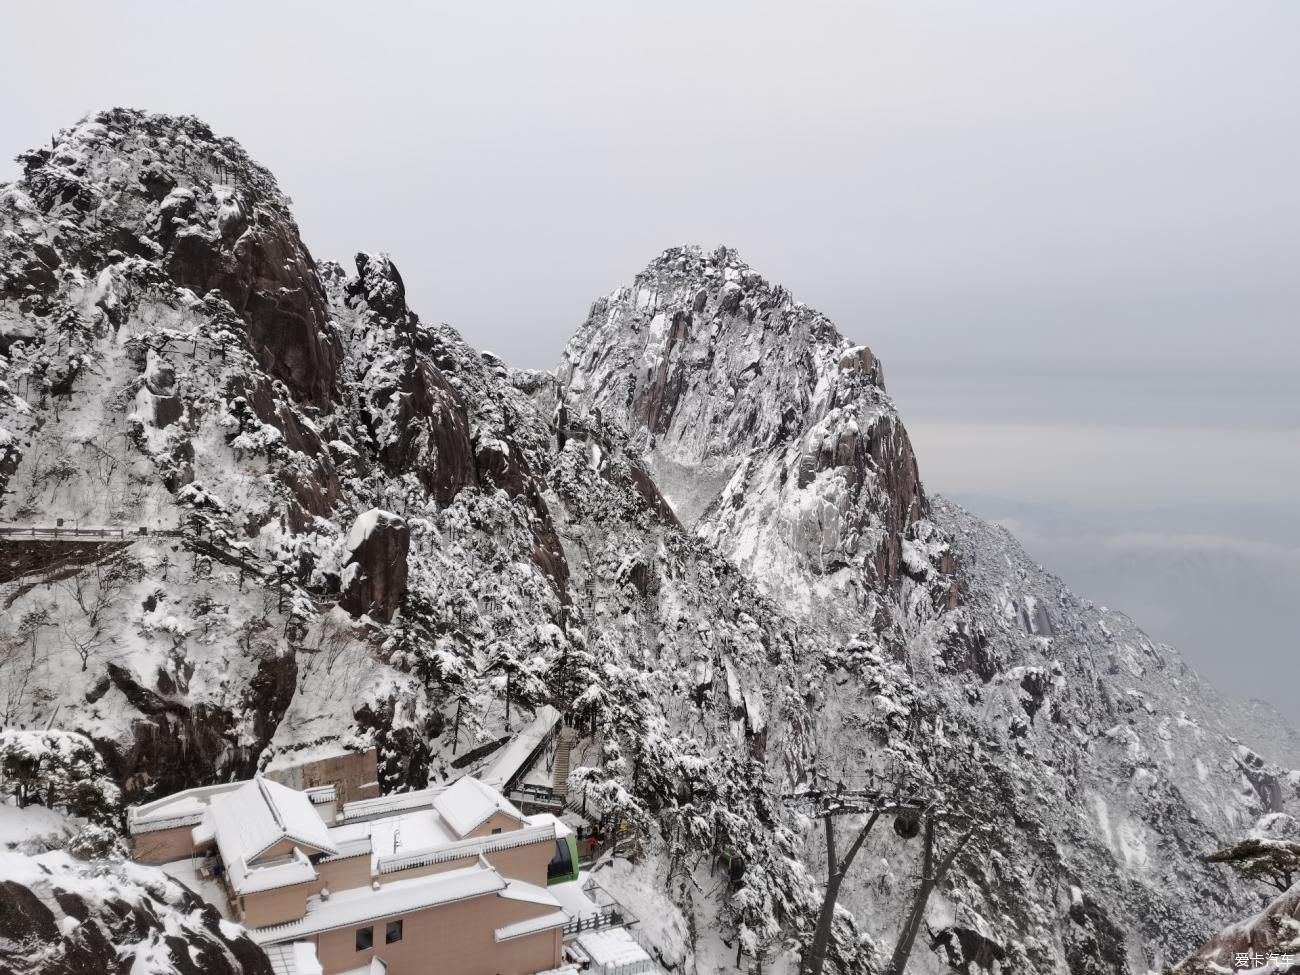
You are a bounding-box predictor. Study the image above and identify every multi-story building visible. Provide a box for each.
[127,763,581,975]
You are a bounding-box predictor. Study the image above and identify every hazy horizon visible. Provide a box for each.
[2,1,1295,717]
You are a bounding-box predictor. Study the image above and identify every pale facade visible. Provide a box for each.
[127,769,572,975]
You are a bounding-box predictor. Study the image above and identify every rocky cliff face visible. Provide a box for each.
[0,806,270,975]
[1,111,1296,975]
[559,246,954,627]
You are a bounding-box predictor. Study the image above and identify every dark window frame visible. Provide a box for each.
[386,919,403,944]
[355,926,374,951]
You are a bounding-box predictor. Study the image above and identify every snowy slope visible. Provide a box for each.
[0,804,271,974]
[0,111,1295,975]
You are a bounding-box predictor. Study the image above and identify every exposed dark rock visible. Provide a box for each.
[475,438,571,604]
[346,251,408,324]
[929,924,1008,974]
[0,881,61,947]
[1235,747,1286,814]
[339,509,410,623]
[98,663,272,803]
[361,351,479,506]
[0,870,273,975]
[1065,892,1131,975]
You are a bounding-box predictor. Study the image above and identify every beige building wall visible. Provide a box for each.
[383,838,552,889]
[268,749,380,805]
[130,825,195,865]
[241,880,318,928]
[249,836,332,865]
[316,853,372,892]
[309,892,562,975]
[465,809,527,839]
[239,851,376,929]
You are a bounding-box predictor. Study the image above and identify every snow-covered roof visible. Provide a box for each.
[368,806,458,865]
[526,812,573,838]
[127,781,246,835]
[228,846,319,897]
[433,776,526,838]
[339,784,447,824]
[548,879,601,920]
[205,777,339,895]
[575,927,653,968]
[320,821,373,863]
[264,942,324,975]
[251,860,507,943]
[304,784,337,805]
[495,909,568,942]
[480,705,562,791]
[375,820,556,876]
[499,877,563,908]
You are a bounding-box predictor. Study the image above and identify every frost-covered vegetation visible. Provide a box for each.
[0,110,1297,974]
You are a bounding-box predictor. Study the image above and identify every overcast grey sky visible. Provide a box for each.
[2,2,1296,710]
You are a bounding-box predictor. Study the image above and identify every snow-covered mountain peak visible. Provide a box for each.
[4,108,339,408]
[2,111,1298,975]
[559,243,947,621]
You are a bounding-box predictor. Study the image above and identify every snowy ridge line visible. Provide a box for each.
[375,822,557,875]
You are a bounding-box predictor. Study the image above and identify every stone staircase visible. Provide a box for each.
[552,726,578,798]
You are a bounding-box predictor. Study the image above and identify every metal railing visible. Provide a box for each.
[0,524,181,540]
[561,907,624,937]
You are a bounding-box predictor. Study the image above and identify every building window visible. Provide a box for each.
[386,920,403,944]
[491,827,502,835]
[356,926,374,951]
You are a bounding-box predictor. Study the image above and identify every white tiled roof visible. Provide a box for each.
[210,777,338,868]
[204,777,339,896]
[433,777,525,838]
[374,820,556,876]
[575,928,653,968]
[498,877,563,908]
[228,846,319,896]
[494,909,568,942]
[339,785,447,824]
[251,861,507,943]
[127,781,246,834]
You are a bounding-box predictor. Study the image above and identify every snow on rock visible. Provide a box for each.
[1,111,1297,975]
[0,806,272,974]
[339,509,409,623]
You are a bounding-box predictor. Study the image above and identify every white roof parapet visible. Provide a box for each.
[339,785,447,824]
[499,877,564,908]
[494,909,569,943]
[251,862,507,943]
[374,821,556,876]
[229,846,319,897]
[304,784,337,805]
[318,834,373,863]
[433,777,526,838]
[126,781,247,835]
